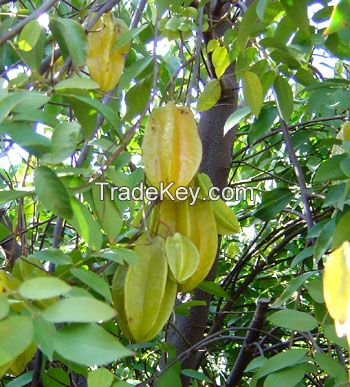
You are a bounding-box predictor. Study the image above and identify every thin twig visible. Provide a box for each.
[280,119,314,229]
[185,6,203,105]
[31,349,42,387]
[130,0,147,29]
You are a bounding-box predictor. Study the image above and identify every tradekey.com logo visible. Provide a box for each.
[95,182,256,206]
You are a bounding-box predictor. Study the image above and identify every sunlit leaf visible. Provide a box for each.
[19,277,71,300]
[268,309,318,331]
[212,46,230,78]
[42,297,115,323]
[49,18,87,67]
[0,316,33,367]
[53,324,132,366]
[197,79,221,112]
[241,71,263,117]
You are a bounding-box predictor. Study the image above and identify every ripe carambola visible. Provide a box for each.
[141,102,203,194]
[112,237,177,342]
[157,200,218,292]
[87,13,130,92]
[323,241,350,337]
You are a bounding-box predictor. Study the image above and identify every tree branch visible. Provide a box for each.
[225,299,269,386]
[280,119,314,229]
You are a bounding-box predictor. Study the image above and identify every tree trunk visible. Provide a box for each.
[167,1,243,383]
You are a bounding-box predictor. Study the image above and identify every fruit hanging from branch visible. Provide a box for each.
[112,237,177,343]
[142,101,203,195]
[86,13,130,92]
[323,241,350,342]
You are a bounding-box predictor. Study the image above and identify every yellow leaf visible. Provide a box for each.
[212,47,230,78]
[242,70,263,117]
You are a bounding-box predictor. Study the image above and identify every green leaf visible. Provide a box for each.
[33,317,56,360]
[88,368,114,387]
[43,368,70,387]
[249,106,278,143]
[325,0,350,35]
[245,356,266,372]
[100,248,139,265]
[272,272,315,307]
[19,277,71,300]
[181,369,212,383]
[281,0,309,36]
[241,71,263,117]
[197,281,230,299]
[49,17,87,67]
[55,76,99,91]
[314,219,335,261]
[119,56,153,90]
[314,155,348,183]
[270,49,300,68]
[40,122,81,164]
[0,316,33,367]
[268,309,318,331]
[0,78,8,101]
[224,106,251,135]
[113,24,147,51]
[174,300,207,317]
[314,353,347,381]
[0,189,33,205]
[41,296,115,323]
[62,95,120,135]
[0,122,51,157]
[6,371,33,387]
[53,323,132,366]
[0,294,9,320]
[65,94,97,139]
[212,46,230,78]
[125,76,152,121]
[17,20,45,72]
[254,188,292,221]
[0,222,11,242]
[69,197,103,251]
[332,209,350,248]
[264,363,310,387]
[71,268,112,302]
[323,323,349,349]
[291,246,314,268]
[273,75,293,122]
[197,79,221,112]
[306,277,324,304]
[12,92,49,114]
[207,39,219,52]
[0,93,28,124]
[92,184,123,242]
[18,20,41,51]
[34,166,73,219]
[31,248,73,266]
[256,349,307,379]
[237,0,258,50]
